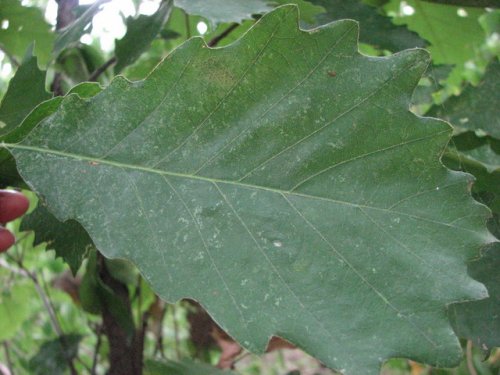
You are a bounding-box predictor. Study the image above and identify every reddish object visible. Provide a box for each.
[0,190,29,224]
[0,227,15,253]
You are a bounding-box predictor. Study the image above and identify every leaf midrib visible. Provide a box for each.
[4,132,478,234]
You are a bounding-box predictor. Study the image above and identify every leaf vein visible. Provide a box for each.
[149,9,292,169]
[163,176,248,327]
[281,193,439,348]
[213,181,336,341]
[192,24,357,175]
[237,59,425,182]
[3,142,479,234]
[122,168,168,268]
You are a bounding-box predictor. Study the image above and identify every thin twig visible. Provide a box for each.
[136,274,142,324]
[31,271,64,336]
[55,0,79,30]
[157,302,167,359]
[1,250,77,375]
[88,56,117,81]
[207,23,239,47]
[91,326,103,375]
[31,277,77,374]
[52,0,79,96]
[12,232,30,264]
[172,304,181,360]
[0,258,25,276]
[0,44,20,67]
[2,342,14,375]
[184,13,191,39]
[466,340,478,375]
[231,351,251,367]
[97,252,143,375]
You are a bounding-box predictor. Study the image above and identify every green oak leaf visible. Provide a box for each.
[0,82,101,187]
[386,0,486,66]
[121,39,171,81]
[0,46,51,138]
[443,132,500,213]
[462,143,500,173]
[21,203,93,275]
[57,44,108,89]
[174,0,273,24]
[28,334,82,375]
[310,0,425,52]
[79,250,136,336]
[0,282,38,341]
[1,82,101,265]
[449,241,500,351]
[427,59,500,138]
[443,148,500,214]
[53,0,109,57]
[272,0,326,25]
[0,0,54,67]
[115,0,173,73]
[450,132,500,173]
[4,6,495,374]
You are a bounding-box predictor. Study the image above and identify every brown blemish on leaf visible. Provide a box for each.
[202,57,236,90]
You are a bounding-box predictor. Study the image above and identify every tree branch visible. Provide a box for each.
[208,23,239,47]
[90,325,103,375]
[52,0,79,96]
[88,56,116,81]
[466,340,478,375]
[97,252,144,375]
[0,44,19,68]
[2,342,14,375]
[184,13,191,39]
[55,0,79,30]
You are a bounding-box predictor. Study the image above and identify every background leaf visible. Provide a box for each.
[0,282,37,341]
[4,6,495,375]
[0,82,101,187]
[387,0,486,66]
[311,0,426,51]
[449,241,500,351]
[53,0,109,58]
[21,203,94,275]
[115,0,173,73]
[427,59,500,138]
[173,0,273,24]
[0,0,54,67]
[28,334,82,375]
[272,0,326,25]
[0,47,51,137]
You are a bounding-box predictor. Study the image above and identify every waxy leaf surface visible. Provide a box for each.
[4,6,494,374]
